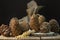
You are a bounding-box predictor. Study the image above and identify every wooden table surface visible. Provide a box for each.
[0,35,60,40]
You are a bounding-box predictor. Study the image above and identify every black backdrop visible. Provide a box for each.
[0,0,60,25]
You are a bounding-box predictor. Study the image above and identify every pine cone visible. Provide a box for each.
[9,17,23,37]
[0,24,11,37]
[19,20,29,32]
[40,22,50,33]
[49,19,60,33]
[29,14,40,32]
[38,15,45,25]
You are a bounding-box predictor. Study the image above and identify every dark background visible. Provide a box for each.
[0,0,60,25]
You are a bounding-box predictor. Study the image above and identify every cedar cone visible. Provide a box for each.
[9,17,22,37]
[40,22,50,33]
[38,15,45,25]
[19,20,29,32]
[29,14,40,32]
[49,19,60,33]
[0,24,11,37]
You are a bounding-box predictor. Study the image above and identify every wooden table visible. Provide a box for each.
[0,35,60,40]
